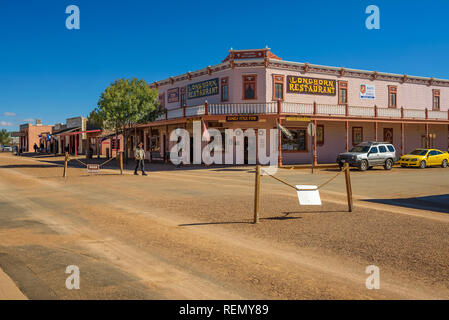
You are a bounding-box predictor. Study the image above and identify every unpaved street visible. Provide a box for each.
[0,153,448,299]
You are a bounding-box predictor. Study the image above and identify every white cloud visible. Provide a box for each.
[3,112,16,117]
[0,121,13,126]
[22,118,34,122]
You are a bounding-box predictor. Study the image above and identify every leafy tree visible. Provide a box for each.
[94,78,163,161]
[0,129,11,145]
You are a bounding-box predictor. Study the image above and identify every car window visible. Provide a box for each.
[410,149,428,156]
[379,146,387,153]
[350,146,370,153]
[429,150,437,156]
[387,145,395,152]
[369,147,378,153]
[434,150,443,155]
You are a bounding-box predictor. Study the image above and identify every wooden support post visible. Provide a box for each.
[425,123,429,148]
[119,151,123,175]
[345,121,349,152]
[401,123,405,156]
[63,152,68,177]
[254,165,261,224]
[312,119,317,168]
[344,163,353,212]
[374,122,378,141]
[278,118,282,167]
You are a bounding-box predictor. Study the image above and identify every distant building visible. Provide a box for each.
[16,121,53,152]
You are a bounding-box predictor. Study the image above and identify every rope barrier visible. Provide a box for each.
[261,167,347,191]
[73,158,88,167]
[66,155,117,168]
[98,156,117,168]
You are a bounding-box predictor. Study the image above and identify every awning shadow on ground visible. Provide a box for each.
[364,194,449,214]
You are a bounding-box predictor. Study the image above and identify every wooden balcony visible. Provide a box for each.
[154,101,449,122]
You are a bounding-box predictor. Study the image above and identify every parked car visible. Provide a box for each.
[336,142,397,171]
[1,145,13,152]
[398,148,449,168]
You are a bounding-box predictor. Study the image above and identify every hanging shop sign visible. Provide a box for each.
[167,87,179,103]
[360,84,375,99]
[187,78,219,99]
[285,116,310,122]
[226,115,259,122]
[287,76,336,96]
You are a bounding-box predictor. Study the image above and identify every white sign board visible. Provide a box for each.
[360,84,375,99]
[296,185,322,205]
[87,164,100,174]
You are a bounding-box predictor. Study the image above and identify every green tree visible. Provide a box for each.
[0,129,11,145]
[94,78,163,161]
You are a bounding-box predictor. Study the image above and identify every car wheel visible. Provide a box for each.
[384,159,393,170]
[359,160,368,171]
[442,159,448,168]
[419,160,426,169]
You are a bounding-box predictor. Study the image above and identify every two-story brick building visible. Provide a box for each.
[133,48,449,165]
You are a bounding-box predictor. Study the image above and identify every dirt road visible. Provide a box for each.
[0,153,448,299]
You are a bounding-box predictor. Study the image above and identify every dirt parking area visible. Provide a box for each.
[0,153,448,299]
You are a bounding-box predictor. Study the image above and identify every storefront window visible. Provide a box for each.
[388,86,397,108]
[221,77,229,102]
[383,128,393,144]
[432,89,440,110]
[282,128,307,151]
[317,125,324,145]
[243,75,257,100]
[272,75,284,100]
[352,127,363,145]
[338,81,348,105]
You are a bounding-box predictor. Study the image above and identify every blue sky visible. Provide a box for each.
[1,0,448,131]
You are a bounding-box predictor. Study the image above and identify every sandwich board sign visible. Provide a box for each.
[87,164,100,174]
[296,185,322,205]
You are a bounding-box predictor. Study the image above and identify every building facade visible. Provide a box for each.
[135,48,449,165]
[17,122,54,153]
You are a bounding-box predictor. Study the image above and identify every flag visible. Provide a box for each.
[277,121,294,140]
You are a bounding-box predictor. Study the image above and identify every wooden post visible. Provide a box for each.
[344,163,353,212]
[312,119,317,168]
[63,152,68,177]
[278,118,282,167]
[401,123,405,156]
[254,165,261,224]
[345,121,349,152]
[119,151,123,175]
[374,122,378,141]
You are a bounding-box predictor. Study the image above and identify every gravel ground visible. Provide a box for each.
[0,152,448,299]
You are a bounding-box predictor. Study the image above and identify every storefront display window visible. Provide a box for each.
[282,128,307,151]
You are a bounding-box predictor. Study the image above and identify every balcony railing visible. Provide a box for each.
[209,102,277,115]
[154,101,449,122]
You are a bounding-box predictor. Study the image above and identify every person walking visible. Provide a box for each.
[134,142,147,176]
[33,143,38,153]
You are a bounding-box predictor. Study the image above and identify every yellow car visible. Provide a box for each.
[398,148,449,168]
